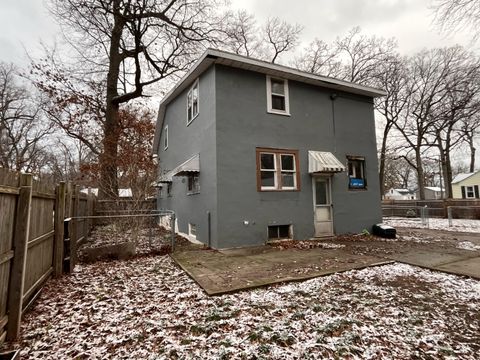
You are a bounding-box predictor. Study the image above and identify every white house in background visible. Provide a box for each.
[384,188,416,200]
[420,186,445,200]
[80,188,133,198]
[451,171,480,199]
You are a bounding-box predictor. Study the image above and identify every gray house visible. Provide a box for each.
[153,49,385,249]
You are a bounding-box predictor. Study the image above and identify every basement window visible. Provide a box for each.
[189,223,197,238]
[268,225,291,239]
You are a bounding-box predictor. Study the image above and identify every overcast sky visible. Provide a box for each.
[0,0,476,66]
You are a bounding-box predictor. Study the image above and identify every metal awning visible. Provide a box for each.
[308,151,346,173]
[173,154,200,176]
[157,171,173,183]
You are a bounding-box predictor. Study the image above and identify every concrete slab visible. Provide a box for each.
[435,256,480,279]
[171,247,391,295]
[389,251,473,268]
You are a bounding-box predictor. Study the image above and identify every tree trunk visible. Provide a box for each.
[99,1,124,200]
[415,149,426,200]
[469,141,476,173]
[378,125,390,197]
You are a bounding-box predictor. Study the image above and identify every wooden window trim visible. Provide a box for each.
[256,147,300,192]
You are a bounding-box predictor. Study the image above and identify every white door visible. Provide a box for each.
[313,177,333,237]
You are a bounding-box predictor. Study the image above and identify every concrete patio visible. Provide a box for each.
[170,228,480,295]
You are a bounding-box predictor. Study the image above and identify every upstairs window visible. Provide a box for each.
[347,156,366,190]
[256,148,299,191]
[266,76,290,115]
[164,125,168,150]
[187,79,199,125]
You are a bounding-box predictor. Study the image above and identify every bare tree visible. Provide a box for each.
[432,0,480,41]
[46,0,228,199]
[459,115,480,172]
[293,39,342,77]
[373,55,410,196]
[223,10,259,57]
[0,62,52,172]
[335,27,397,86]
[428,50,480,197]
[263,17,303,64]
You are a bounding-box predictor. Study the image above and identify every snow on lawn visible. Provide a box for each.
[384,217,480,233]
[6,256,479,359]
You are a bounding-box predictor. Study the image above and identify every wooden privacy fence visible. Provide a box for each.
[0,168,95,344]
[382,199,480,219]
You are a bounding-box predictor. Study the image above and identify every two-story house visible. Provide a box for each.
[153,49,385,249]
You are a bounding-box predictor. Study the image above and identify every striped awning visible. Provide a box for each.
[157,171,173,183]
[173,154,200,176]
[308,151,346,173]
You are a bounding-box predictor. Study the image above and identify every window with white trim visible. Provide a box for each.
[187,79,199,124]
[465,185,475,198]
[188,223,197,238]
[164,125,168,150]
[266,76,290,115]
[256,148,299,191]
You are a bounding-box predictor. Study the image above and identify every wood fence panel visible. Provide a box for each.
[0,169,20,344]
[23,193,55,305]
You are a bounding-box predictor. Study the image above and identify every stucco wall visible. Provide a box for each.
[156,66,218,247]
[214,65,382,248]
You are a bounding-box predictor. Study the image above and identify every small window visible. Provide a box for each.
[347,156,366,190]
[187,174,200,194]
[256,148,300,191]
[164,125,168,150]
[266,76,290,115]
[465,186,475,199]
[268,225,291,239]
[187,80,199,125]
[167,182,172,197]
[189,223,197,238]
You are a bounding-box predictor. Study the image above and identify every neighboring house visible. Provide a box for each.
[384,188,416,200]
[451,171,480,199]
[153,49,385,249]
[420,186,445,200]
[80,188,133,199]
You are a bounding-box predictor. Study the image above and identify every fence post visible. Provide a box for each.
[53,182,66,277]
[69,185,80,273]
[447,206,452,227]
[65,182,73,218]
[170,213,176,252]
[6,173,33,341]
[86,188,93,232]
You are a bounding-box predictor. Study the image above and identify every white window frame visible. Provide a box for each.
[260,152,278,190]
[266,76,290,116]
[465,185,475,198]
[280,153,296,190]
[187,79,199,125]
[164,125,168,150]
[188,223,197,239]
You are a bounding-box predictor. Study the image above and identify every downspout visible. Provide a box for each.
[330,93,337,153]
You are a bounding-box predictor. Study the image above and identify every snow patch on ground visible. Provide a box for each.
[456,241,480,251]
[384,217,480,233]
[6,257,479,359]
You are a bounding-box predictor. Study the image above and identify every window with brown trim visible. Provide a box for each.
[256,148,300,191]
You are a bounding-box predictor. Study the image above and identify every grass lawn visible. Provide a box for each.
[3,255,479,359]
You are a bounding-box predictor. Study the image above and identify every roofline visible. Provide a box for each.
[452,171,479,184]
[153,48,387,152]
